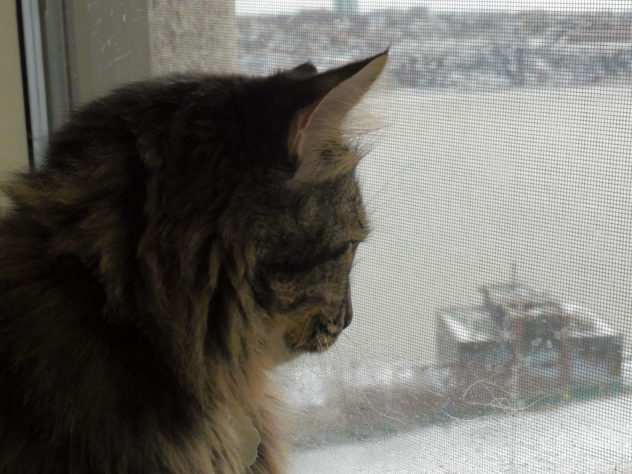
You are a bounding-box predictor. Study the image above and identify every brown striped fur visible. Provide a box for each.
[0,52,387,473]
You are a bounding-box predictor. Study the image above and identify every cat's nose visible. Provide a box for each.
[343,292,353,328]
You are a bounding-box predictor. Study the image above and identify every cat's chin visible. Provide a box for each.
[282,333,339,356]
[305,335,340,353]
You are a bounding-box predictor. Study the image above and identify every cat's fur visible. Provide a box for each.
[0,52,387,473]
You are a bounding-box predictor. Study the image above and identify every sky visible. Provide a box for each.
[236,0,632,16]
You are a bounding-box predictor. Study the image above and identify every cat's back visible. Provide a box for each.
[0,77,211,472]
[0,213,204,473]
[0,213,99,472]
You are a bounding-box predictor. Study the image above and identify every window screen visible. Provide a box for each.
[236,2,631,472]
[35,1,631,472]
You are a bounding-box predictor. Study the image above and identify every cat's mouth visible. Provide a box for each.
[284,318,343,353]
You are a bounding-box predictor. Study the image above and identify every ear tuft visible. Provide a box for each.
[289,52,388,185]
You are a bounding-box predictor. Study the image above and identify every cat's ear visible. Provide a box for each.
[288,50,388,184]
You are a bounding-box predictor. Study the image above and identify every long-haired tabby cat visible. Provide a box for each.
[0,51,387,473]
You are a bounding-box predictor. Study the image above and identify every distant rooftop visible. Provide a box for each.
[482,283,554,308]
[440,306,501,342]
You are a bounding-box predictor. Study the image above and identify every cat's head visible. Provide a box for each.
[28,51,388,369]
[203,52,388,358]
[3,51,387,389]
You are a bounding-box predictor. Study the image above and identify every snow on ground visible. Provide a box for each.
[289,394,632,473]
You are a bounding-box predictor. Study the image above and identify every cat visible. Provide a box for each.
[0,50,387,473]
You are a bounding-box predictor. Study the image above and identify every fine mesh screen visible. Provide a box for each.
[236,1,632,472]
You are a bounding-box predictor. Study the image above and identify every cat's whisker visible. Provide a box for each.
[339,330,362,352]
[362,154,410,218]
[316,334,325,354]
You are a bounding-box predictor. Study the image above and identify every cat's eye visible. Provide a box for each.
[273,243,355,275]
